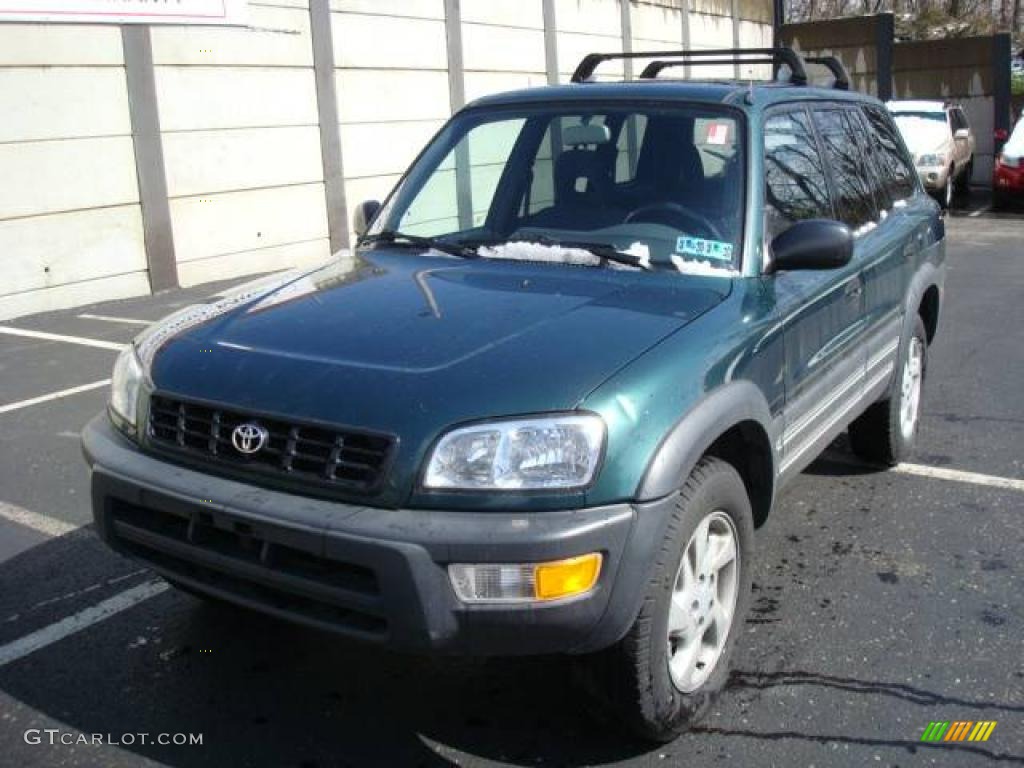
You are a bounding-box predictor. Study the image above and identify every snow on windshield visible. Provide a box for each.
[477,241,650,270]
[477,241,737,276]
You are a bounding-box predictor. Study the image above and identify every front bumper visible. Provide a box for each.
[994,164,1024,193]
[918,165,950,190]
[83,415,670,655]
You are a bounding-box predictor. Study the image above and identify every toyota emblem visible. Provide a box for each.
[231,423,268,455]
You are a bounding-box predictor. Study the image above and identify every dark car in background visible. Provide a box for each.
[83,47,946,741]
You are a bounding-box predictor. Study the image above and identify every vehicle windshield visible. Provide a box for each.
[892,111,949,149]
[366,105,746,274]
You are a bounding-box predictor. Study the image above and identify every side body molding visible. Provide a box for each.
[636,380,778,502]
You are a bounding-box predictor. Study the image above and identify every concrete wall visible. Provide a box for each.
[152,1,330,288]
[0,24,148,319]
[782,14,890,97]
[331,0,452,241]
[0,0,772,321]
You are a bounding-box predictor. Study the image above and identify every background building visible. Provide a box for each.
[0,0,774,321]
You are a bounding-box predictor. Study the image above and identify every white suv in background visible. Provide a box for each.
[888,100,975,209]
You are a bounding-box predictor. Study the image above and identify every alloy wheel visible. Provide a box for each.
[666,510,740,693]
[900,336,924,439]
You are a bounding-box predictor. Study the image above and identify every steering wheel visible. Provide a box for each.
[624,202,724,242]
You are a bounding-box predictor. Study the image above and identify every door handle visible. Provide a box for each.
[843,280,863,300]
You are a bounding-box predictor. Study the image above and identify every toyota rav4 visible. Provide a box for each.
[83,48,945,741]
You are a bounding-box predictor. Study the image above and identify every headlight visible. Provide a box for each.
[109,345,146,434]
[423,414,605,491]
[917,153,944,167]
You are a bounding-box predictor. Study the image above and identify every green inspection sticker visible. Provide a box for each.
[676,236,734,262]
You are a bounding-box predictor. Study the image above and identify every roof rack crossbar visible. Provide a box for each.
[640,57,784,79]
[571,47,808,85]
[804,55,850,90]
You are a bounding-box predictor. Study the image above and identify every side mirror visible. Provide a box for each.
[353,200,381,238]
[954,128,970,140]
[770,219,853,272]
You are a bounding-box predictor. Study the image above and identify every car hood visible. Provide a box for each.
[146,249,730,502]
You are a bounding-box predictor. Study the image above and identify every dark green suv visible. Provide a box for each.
[83,48,945,740]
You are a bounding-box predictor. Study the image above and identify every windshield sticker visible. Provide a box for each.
[676,236,734,263]
[705,123,730,145]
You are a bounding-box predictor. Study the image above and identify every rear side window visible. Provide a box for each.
[862,106,916,204]
[763,110,833,240]
[813,108,878,230]
[951,108,967,132]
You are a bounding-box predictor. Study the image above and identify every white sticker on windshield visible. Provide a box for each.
[676,236,734,263]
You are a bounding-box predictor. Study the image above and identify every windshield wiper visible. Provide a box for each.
[505,234,656,271]
[359,230,478,260]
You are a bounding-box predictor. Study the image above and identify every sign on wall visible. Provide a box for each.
[0,0,247,25]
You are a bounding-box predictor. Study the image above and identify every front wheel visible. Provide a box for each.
[580,457,754,741]
[939,170,954,210]
[849,315,928,465]
[955,160,973,198]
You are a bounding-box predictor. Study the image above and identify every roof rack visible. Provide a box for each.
[571,47,853,92]
[571,48,808,85]
[804,55,850,90]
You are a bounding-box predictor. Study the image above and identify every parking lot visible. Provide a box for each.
[0,209,1022,767]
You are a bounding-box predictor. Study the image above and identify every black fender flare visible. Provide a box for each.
[903,260,942,342]
[636,380,778,504]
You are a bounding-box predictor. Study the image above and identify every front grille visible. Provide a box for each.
[147,394,394,493]
[109,498,387,638]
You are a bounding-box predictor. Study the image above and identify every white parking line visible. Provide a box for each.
[968,206,990,218]
[0,379,110,416]
[894,462,1024,493]
[78,313,151,326]
[0,326,125,352]
[0,501,81,537]
[0,580,169,668]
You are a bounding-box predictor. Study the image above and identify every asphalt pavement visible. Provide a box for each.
[0,206,1022,767]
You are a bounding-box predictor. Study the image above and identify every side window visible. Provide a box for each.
[812,108,878,230]
[763,109,833,241]
[862,106,917,204]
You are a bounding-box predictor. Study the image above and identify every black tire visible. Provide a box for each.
[848,315,928,466]
[579,457,755,742]
[954,160,972,198]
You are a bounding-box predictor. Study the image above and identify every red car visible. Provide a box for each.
[993,119,1024,208]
